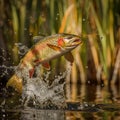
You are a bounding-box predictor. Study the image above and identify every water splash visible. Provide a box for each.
[0,44,28,78]
[0,62,72,109]
[0,44,73,109]
[22,69,66,108]
[15,43,28,56]
[21,65,72,109]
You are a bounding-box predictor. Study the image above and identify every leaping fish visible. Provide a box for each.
[7,33,82,93]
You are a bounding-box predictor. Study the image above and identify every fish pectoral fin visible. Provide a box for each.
[42,62,50,70]
[47,44,61,51]
[64,52,74,64]
[29,68,35,78]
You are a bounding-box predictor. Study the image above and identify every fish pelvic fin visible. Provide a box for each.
[6,75,22,94]
[34,59,50,70]
[42,62,50,70]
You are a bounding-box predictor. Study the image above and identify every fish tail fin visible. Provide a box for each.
[6,74,22,94]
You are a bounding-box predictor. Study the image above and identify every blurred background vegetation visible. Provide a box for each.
[0,0,120,87]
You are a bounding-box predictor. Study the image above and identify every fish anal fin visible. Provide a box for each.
[34,59,41,65]
[29,68,35,78]
[42,62,50,70]
[64,52,74,65]
[47,44,61,51]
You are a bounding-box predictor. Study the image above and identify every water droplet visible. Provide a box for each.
[82,18,86,21]
[101,84,104,87]
[84,102,88,107]
[15,43,28,56]
[24,28,27,31]
[1,109,5,112]
[87,81,90,84]
[92,104,95,107]
[10,100,13,103]
[100,36,103,40]
[85,66,88,69]
[78,105,84,110]
[29,33,33,36]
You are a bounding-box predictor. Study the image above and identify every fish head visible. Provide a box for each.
[58,33,82,50]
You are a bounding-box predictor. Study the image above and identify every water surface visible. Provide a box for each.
[0,83,120,120]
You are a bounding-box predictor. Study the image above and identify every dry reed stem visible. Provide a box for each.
[111,48,120,84]
[59,4,75,33]
[75,48,86,84]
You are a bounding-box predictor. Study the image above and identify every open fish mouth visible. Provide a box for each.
[66,38,82,48]
[73,39,81,43]
[72,39,82,45]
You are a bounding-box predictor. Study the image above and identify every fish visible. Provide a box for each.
[6,33,82,93]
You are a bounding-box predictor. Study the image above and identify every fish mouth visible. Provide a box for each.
[71,38,82,46]
[66,38,82,49]
[73,39,82,45]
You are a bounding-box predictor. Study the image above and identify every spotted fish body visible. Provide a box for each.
[7,33,82,93]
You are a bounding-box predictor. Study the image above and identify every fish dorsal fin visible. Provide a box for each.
[64,52,74,64]
[47,44,61,51]
[33,36,45,43]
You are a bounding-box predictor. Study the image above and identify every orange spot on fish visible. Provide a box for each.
[57,38,65,47]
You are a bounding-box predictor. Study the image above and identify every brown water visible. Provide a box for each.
[0,84,120,120]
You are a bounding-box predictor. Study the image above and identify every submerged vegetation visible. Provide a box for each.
[0,0,120,86]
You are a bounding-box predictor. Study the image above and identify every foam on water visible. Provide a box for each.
[12,61,72,109]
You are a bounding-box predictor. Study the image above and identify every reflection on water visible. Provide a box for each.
[66,84,120,104]
[20,109,65,120]
[0,108,65,120]
[0,83,120,119]
[0,103,120,120]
